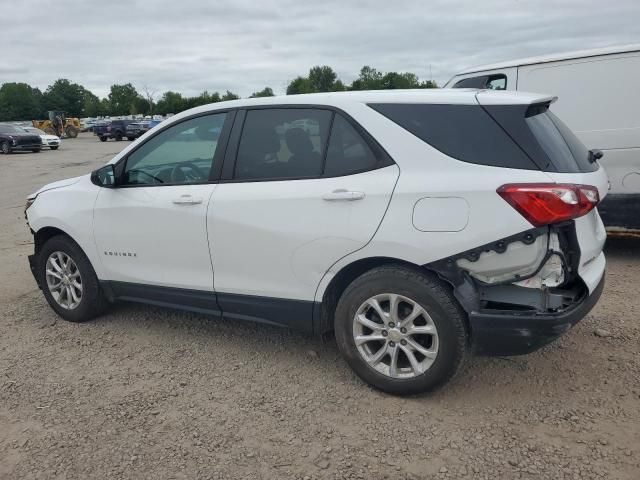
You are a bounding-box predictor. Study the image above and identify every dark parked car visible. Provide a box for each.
[125,119,163,140]
[0,124,42,154]
[94,120,136,142]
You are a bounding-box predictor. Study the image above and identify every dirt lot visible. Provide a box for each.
[0,134,638,479]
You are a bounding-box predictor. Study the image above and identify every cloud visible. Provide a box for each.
[2,0,639,98]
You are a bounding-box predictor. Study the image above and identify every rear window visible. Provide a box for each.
[527,111,594,172]
[370,103,597,173]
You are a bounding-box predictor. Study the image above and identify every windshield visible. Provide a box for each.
[0,124,23,134]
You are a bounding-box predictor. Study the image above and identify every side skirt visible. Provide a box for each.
[100,281,316,333]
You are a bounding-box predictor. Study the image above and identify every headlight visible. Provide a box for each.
[25,196,36,214]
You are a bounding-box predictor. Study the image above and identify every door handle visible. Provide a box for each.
[172,194,203,205]
[322,189,365,201]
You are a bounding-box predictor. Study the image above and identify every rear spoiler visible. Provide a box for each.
[475,90,558,107]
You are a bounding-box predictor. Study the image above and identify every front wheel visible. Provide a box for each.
[115,133,123,141]
[50,146,59,150]
[99,136,107,142]
[1,141,11,154]
[334,266,467,395]
[37,235,109,322]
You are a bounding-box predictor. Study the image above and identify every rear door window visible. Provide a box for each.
[234,109,332,180]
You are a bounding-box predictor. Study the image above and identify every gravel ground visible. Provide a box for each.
[1,135,639,479]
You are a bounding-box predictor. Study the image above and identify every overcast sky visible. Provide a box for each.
[2,0,639,98]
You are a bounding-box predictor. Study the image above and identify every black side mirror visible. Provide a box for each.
[588,149,604,163]
[91,164,117,188]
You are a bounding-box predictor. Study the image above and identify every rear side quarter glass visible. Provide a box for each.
[324,114,379,177]
[369,103,539,170]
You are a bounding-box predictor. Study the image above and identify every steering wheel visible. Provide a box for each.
[170,161,207,183]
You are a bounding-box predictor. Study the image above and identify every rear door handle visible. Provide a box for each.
[172,194,203,205]
[322,189,365,201]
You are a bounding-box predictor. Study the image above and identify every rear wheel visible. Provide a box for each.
[37,235,109,322]
[334,265,467,395]
[127,136,134,141]
[99,136,107,142]
[32,148,41,153]
[1,141,10,154]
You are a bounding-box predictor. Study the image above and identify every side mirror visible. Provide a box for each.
[589,149,604,163]
[91,164,117,188]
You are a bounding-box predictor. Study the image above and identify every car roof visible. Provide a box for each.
[455,43,640,75]
[168,88,554,123]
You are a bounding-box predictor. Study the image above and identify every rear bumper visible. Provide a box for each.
[598,193,640,231]
[470,274,605,356]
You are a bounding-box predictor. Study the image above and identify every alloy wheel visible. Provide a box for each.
[353,293,439,379]
[45,251,83,310]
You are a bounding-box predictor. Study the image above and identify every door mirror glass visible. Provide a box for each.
[91,164,116,188]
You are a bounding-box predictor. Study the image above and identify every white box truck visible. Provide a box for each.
[445,44,640,232]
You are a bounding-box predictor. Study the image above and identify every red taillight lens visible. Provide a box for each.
[497,183,600,227]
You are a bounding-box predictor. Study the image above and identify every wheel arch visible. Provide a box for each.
[315,256,446,335]
[33,226,81,254]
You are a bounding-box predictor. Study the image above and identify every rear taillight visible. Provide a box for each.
[497,183,600,227]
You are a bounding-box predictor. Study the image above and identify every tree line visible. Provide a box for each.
[0,65,437,122]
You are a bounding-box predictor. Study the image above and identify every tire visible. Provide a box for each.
[37,235,109,322]
[50,146,59,150]
[65,126,79,138]
[99,136,107,142]
[334,265,467,395]
[115,132,123,141]
[32,148,41,153]
[127,136,134,141]
[1,141,11,154]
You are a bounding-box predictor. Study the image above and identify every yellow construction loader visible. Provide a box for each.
[32,111,81,138]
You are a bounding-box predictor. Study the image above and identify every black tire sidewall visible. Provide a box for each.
[1,141,10,154]
[335,267,467,395]
[37,236,106,322]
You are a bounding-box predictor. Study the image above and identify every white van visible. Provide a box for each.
[445,45,640,232]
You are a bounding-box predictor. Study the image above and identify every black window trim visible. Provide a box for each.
[218,104,395,184]
[113,109,236,188]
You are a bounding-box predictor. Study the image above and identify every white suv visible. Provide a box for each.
[25,90,607,395]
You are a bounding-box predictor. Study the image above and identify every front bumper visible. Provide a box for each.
[470,274,605,356]
[28,253,40,289]
[13,144,42,150]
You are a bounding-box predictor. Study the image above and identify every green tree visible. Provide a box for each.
[155,91,184,115]
[83,89,104,117]
[43,79,86,117]
[286,76,313,95]
[221,90,240,101]
[350,66,384,90]
[249,87,275,98]
[133,97,151,115]
[308,66,338,92]
[0,83,42,121]
[381,72,421,89]
[108,83,139,115]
